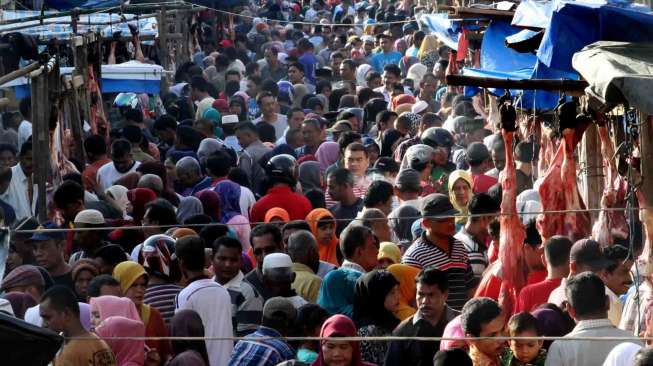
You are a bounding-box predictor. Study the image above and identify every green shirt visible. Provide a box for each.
[501,348,547,366]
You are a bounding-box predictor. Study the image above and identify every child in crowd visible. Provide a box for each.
[501,312,547,366]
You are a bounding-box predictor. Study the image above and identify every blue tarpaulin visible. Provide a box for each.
[419,13,461,50]
[464,20,576,110]
[537,1,653,72]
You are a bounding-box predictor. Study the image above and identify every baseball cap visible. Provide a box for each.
[404,144,435,171]
[326,120,353,133]
[570,239,612,269]
[30,222,65,241]
[394,168,422,192]
[466,142,491,164]
[74,209,105,225]
[263,296,297,322]
[421,193,458,219]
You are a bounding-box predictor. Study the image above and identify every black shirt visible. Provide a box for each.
[329,198,364,236]
[52,271,75,292]
[384,306,459,366]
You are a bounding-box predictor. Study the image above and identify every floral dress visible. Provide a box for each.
[358,324,391,365]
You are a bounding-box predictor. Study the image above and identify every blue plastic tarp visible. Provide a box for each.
[465,20,577,110]
[512,0,555,29]
[419,13,460,50]
[537,1,653,72]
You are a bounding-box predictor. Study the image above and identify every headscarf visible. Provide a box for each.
[127,188,157,224]
[227,215,251,252]
[299,161,322,192]
[176,196,204,223]
[406,63,428,84]
[4,292,36,319]
[315,142,339,174]
[387,264,420,321]
[353,270,400,330]
[1,264,45,292]
[172,228,198,239]
[312,315,374,366]
[532,306,575,349]
[264,207,290,223]
[395,103,413,116]
[378,242,401,265]
[293,84,310,108]
[96,316,146,366]
[112,261,152,325]
[194,190,221,222]
[80,302,92,331]
[197,138,224,166]
[306,209,339,266]
[602,342,641,366]
[440,315,465,350]
[89,296,141,323]
[215,180,242,223]
[448,170,473,226]
[71,259,99,283]
[356,64,373,87]
[115,172,141,190]
[170,310,210,366]
[317,269,363,317]
[402,112,422,137]
[391,95,416,112]
[380,129,404,157]
[106,185,130,216]
[417,34,440,60]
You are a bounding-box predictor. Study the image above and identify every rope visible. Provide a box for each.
[8,206,650,233]
[61,335,650,342]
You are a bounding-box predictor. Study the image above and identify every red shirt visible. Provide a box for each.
[526,270,547,286]
[515,277,562,313]
[250,186,313,224]
[472,173,498,193]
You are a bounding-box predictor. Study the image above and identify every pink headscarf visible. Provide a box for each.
[96,316,146,366]
[90,295,140,323]
[439,315,467,351]
[316,141,340,174]
[227,215,251,252]
[233,91,250,102]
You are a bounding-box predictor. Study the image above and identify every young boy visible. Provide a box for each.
[501,312,547,366]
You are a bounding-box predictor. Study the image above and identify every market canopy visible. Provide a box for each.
[572,41,653,115]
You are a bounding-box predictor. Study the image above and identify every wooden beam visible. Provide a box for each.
[0,62,40,86]
[446,74,589,92]
[30,67,50,222]
[157,7,170,94]
[451,7,515,19]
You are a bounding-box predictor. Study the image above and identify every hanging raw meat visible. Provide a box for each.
[497,100,527,314]
[536,102,591,242]
[592,122,629,247]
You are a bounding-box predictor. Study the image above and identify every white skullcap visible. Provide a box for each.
[74,209,105,225]
[412,100,429,114]
[262,253,293,273]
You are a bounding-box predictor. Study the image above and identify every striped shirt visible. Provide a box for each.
[402,233,475,311]
[454,228,489,279]
[228,326,295,366]
[144,283,182,326]
[221,272,264,337]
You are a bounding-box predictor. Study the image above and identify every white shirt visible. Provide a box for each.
[0,164,36,220]
[17,120,31,149]
[96,161,141,192]
[239,186,256,219]
[253,114,288,141]
[176,278,233,366]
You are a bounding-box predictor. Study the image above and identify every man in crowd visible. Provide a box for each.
[403,193,476,310]
[235,121,271,192]
[254,91,288,140]
[465,142,497,193]
[461,297,506,366]
[262,253,308,308]
[174,156,211,196]
[245,224,284,300]
[296,119,325,158]
[1,140,35,220]
[371,34,402,73]
[545,272,639,366]
[602,244,633,326]
[191,76,215,120]
[340,224,379,273]
[287,230,322,303]
[327,168,364,235]
[32,222,73,290]
[97,139,140,191]
[385,268,459,366]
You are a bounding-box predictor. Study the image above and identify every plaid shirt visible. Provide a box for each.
[228,326,295,366]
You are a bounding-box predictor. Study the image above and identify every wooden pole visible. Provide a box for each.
[157,7,170,93]
[451,7,515,19]
[0,62,40,85]
[30,68,49,222]
[446,74,589,92]
[640,114,653,208]
[579,123,603,223]
[65,76,85,164]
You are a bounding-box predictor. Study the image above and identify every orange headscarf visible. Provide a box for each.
[387,264,421,321]
[306,208,339,266]
[264,207,291,223]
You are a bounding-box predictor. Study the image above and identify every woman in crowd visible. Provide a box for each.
[306,208,339,266]
[448,170,473,229]
[168,310,210,366]
[95,316,146,366]
[317,269,363,318]
[353,270,401,365]
[112,261,170,365]
[72,259,100,302]
[193,189,221,222]
[387,264,420,321]
[312,314,375,366]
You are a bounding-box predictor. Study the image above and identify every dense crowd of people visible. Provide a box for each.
[0,0,652,366]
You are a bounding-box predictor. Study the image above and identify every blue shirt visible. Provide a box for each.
[228,326,295,366]
[371,51,402,73]
[298,52,318,85]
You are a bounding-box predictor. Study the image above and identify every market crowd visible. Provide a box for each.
[0,0,651,366]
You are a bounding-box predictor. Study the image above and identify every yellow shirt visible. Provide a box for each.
[54,333,116,366]
[292,263,322,303]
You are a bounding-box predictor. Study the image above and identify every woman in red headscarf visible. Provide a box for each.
[312,315,374,366]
